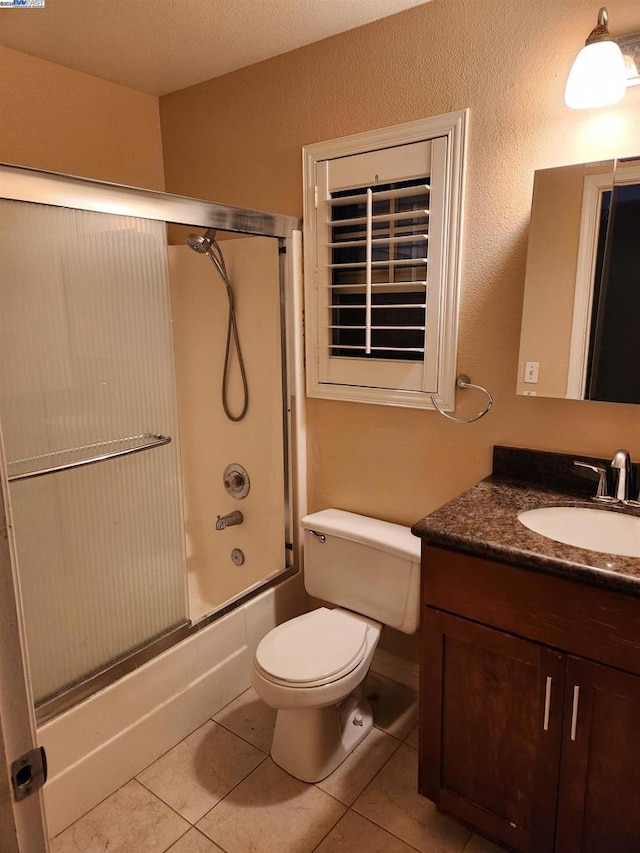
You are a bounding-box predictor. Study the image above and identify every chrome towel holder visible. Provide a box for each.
[431,374,493,424]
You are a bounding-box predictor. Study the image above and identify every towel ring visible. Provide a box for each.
[431,374,493,424]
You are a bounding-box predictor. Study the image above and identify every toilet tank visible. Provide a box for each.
[301,509,421,634]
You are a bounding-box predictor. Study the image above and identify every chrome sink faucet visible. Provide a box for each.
[574,451,639,506]
[611,449,632,502]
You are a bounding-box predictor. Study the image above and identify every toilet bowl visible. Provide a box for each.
[252,607,381,782]
[251,509,420,783]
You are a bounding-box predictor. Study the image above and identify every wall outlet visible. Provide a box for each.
[524,361,539,383]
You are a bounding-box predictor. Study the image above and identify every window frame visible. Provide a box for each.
[303,110,468,410]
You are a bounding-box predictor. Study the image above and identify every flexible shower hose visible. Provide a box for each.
[206,239,249,422]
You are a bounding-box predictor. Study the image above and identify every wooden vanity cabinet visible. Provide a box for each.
[419,546,640,853]
[423,609,565,851]
[555,657,640,853]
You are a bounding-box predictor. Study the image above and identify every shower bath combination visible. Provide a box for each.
[0,172,294,703]
[187,229,249,421]
[1,164,299,838]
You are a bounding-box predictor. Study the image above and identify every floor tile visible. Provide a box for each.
[316,727,400,806]
[353,744,472,853]
[404,722,419,750]
[166,828,226,852]
[464,833,509,852]
[316,810,422,852]
[365,672,418,740]
[50,779,189,853]
[137,720,265,823]
[213,686,276,754]
[197,758,346,853]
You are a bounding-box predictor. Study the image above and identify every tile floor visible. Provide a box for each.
[50,673,505,853]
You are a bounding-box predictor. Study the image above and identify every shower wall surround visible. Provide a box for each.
[168,237,287,621]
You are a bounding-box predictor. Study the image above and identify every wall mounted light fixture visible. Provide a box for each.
[565,7,640,109]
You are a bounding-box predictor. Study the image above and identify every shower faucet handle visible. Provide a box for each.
[223,463,250,498]
[225,472,243,490]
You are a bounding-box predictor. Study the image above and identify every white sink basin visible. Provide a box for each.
[518,507,640,558]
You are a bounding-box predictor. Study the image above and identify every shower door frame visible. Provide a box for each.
[0,163,305,727]
[0,457,50,851]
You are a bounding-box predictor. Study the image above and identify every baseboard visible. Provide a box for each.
[370,648,419,691]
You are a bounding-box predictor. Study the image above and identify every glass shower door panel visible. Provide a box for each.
[0,200,188,703]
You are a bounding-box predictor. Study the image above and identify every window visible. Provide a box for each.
[303,112,467,409]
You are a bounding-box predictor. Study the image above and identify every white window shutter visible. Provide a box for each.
[303,113,467,409]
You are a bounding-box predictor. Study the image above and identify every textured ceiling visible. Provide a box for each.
[0,0,432,96]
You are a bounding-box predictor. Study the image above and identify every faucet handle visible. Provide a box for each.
[573,461,612,502]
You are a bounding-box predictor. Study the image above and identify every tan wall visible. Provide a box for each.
[518,165,587,398]
[0,47,164,190]
[517,161,615,397]
[160,0,640,535]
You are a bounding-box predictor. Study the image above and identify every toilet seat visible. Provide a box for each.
[255,608,370,688]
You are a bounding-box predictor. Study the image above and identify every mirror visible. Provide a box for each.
[518,156,640,403]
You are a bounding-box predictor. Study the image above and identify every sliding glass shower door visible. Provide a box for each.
[0,199,188,704]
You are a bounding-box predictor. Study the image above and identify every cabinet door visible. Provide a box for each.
[556,657,640,853]
[421,609,565,853]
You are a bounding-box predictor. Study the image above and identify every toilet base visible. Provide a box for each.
[270,687,373,783]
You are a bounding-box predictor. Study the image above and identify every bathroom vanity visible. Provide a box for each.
[412,447,640,853]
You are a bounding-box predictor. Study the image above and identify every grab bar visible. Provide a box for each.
[6,433,171,482]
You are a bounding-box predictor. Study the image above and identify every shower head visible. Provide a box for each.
[186,229,217,254]
[186,229,231,289]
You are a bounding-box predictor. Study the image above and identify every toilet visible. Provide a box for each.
[252,508,421,783]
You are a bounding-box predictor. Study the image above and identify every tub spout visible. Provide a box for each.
[216,510,244,530]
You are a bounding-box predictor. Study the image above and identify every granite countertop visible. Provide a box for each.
[411,447,640,597]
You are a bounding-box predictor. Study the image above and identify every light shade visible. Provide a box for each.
[565,39,628,108]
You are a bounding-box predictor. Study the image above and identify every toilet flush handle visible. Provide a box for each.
[309,530,326,543]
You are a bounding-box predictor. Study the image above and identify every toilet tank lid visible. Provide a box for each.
[302,509,420,561]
